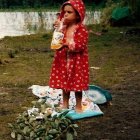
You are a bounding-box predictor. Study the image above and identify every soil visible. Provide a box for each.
[0,70,140,140]
[76,71,140,140]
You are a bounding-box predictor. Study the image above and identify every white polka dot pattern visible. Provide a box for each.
[49,0,89,92]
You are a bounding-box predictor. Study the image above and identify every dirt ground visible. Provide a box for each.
[0,69,140,140]
[76,71,140,140]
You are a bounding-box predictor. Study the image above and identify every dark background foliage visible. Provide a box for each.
[0,0,139,21]
[0,0,114,8]
[0,0,139,9]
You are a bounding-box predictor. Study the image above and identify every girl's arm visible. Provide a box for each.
[67,26,88,52]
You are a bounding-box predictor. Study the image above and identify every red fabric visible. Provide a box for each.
[60,0,85,23]
[49,0,89,91]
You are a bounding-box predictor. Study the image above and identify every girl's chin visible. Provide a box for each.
[63,19,72,23]
[63,20,70,24]
[64,21,75,25]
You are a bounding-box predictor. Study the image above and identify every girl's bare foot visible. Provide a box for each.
[62,90,70,109]
[75,91,83,113]
[75,106,83,113]
[62,105,68,110]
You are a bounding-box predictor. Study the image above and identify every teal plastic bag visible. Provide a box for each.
[111,7,131,20]
[84,85,112,105]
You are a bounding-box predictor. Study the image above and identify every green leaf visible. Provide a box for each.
[49,129,59,134]
[19,123,25,129]
[58,110,69,118]
[31,101,37,106]
[23,111,28,117]
[30,131,35,138]
[73,124,78,128]
[32,111,39,116]
[38,98,46,104]
[17,134,23,140]
[66,119,72,124]
[63,119,69,126]
[66,132,73,140]
[52,114,57,119]
[11,131,16,138]
[45,135,53,140]
[23,126,30,134]
[29,117,36,123]
[59,123,67,130]
[41,104,47,112]
[48,135,54,138]
[35,138,40,140]
[73,129,77,137]
[17,118,24,123]
[8,123,13,128]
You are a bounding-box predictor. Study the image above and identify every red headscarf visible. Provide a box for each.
[60,0,86,23]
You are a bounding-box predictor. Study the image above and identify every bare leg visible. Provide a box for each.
[75,91,83,113]
[62,90,70,109]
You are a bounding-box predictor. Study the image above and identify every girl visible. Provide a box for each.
[49,0,89,113]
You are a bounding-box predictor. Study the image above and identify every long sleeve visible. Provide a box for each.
[68,26,88,52]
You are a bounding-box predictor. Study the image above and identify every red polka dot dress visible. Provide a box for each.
[49,0,89,92]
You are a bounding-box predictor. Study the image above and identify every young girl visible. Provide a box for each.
[49,0,89,113]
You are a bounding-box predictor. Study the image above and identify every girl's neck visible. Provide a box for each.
[67,22,77,28]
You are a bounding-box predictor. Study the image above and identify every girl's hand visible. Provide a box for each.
[53,19,61,29]
[53,18,67,29]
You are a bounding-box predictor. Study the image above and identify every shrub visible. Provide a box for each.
[8,99,78,140]
[100,0,119,26]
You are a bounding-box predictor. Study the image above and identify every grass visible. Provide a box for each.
[0,33,53,88]
[0,24,140,139]
[87,24,140,87]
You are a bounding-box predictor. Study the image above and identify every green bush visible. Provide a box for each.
[100,0,119,26]
[8,99,78,140]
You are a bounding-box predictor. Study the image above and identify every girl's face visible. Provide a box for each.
[63,5,80,25]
